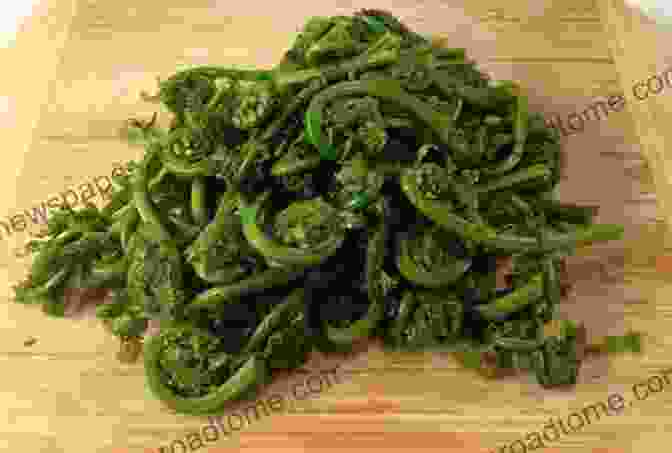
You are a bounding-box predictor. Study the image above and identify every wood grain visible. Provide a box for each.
[2,1,669,452]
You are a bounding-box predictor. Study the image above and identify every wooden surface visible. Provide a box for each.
[2,1,672,452]
[598,0,672,227]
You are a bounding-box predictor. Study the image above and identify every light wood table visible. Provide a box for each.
[2,1,671,452]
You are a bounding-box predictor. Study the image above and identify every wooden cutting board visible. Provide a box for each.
[2,1,671,452]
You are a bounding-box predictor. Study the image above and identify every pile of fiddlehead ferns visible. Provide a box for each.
[13,9,641,415]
